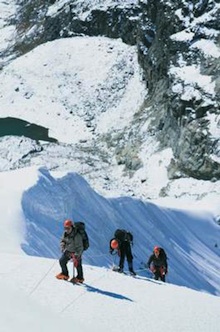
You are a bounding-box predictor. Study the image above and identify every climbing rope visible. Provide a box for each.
[28,259,57,296]
[60,273,107,314]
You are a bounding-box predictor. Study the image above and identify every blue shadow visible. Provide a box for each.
[83,284,133,302]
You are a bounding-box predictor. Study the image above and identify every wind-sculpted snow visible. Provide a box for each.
[21,168,220,295]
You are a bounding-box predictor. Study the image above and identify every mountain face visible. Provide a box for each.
[1,0,220,201]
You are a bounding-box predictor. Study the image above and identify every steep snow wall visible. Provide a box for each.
[21,168,220,295]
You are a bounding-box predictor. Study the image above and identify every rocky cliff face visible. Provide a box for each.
[1,0,220,199]
[137,0,220,181]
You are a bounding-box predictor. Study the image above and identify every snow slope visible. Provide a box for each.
[0,1,220,329]
[0,36,146,144]
[18,167,220,296]
[0,253,220,332]
[0,30,219,203]
[1,166,220,296]
[0,162,219,331]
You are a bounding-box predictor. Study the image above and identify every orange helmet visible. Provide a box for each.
[64,219,73,228]
[110,239,119,250]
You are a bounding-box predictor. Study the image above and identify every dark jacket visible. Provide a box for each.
[60,226,84,257]
[147,252,168,270]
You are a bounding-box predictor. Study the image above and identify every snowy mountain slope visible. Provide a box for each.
[0,166,38,255]
[0,2,220,330]
[0,263,87,332]
[0,36,146,144]
[0,34,159,200]
[0,160,219,331]
[0,33,219,203]
[0,0,220,205]
[15,167,220,296]
[0,0,17,67]
[0,253,220,332]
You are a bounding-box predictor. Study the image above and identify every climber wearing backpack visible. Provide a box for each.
[110,229,136,276]
[147,246,168,282]
[56,219,89,284]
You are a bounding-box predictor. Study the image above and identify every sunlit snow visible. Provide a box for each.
[0,36,146,144]
[0,167,220,331]
[0,1,220,330]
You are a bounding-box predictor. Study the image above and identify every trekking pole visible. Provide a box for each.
[72,261,75,279]
[71,253,77,279]
[111,250,118,270]
[133,252,138,259]
[29,259,57,296]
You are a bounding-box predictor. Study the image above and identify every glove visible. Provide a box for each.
[160,266,167,275]
[71,253,80,267]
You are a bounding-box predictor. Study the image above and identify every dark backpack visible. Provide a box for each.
[114,229,133,243]
[75,222,89,251]
[159,247,167,260]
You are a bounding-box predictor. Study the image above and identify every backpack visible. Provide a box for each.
[114,229,133,243]
[75,222,90,251]
[159,247,167,260]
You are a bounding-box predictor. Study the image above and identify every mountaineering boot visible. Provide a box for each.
[112,266,123,273]
[56,273,69,280]
[128,263,136,276]
[70,277,84,284]
[129,269,136,276]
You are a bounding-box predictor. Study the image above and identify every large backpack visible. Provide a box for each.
[75,222,90,251]
[159,247,167,260]
[114,229,133,243]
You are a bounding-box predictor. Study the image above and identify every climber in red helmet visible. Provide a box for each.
[147,246,168,282]
[56,219,85,284]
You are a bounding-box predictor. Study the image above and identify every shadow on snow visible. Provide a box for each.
[83,284,133,302]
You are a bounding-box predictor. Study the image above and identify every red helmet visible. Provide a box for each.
[153,246,160,253]
[64,219,73,228]
[110,239,119,250]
